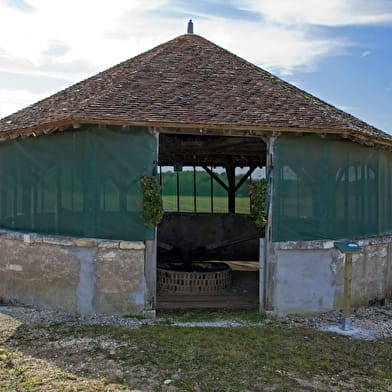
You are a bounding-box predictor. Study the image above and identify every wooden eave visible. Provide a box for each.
[1,117,392,151]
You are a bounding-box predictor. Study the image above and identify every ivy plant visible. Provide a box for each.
[248,179,267,229]
[139,175,164,228]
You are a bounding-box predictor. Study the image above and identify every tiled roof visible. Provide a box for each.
[0,33,390,144]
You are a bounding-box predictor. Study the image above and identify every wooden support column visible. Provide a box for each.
[176,171,180,212]
[263,136,276,311]
[226,164,236,213]
[334,240,362,330]
[144,127,159,315]
[145,235,157,311]
[193,166,197,212]
[203,165,256,214]
[343,253,353,319]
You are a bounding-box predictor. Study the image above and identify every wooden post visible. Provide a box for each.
[334,240,362,331]
[210,166,214,212]
[176,171,180,212]
[193,166,197,213]
[343,253,353,319]
[144,127,159,316]
[226,164,236,213]
[263,136,276,311]
[144,237,157,311]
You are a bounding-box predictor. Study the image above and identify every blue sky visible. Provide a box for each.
[293,24,392,132]
[0,0,391,132]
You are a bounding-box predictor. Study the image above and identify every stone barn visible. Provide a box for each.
[1,29,392,316]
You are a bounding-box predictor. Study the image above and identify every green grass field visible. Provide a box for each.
[162,195,251,214]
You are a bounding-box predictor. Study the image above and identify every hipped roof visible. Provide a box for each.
[0,33,390,146]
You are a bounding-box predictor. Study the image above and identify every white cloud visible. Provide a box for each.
[0,46,95,80]
[198,19,347,75]
[0,0,36,13]
[0,0,389,119]
[238,0,392,26]
[0,0,181,117]
[0,0,355,81]
[0,0,173,74]
[360,50,371,57]
[0,88,50,118]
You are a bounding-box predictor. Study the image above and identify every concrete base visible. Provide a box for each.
[320,324,377,340]
[267,235,392,315]
[341,317,352,331]
[0,229,147,316]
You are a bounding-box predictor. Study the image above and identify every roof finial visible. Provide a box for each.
[187,19,194,34]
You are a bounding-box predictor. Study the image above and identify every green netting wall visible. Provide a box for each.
[0,125,157,241]
[272,134,392,242]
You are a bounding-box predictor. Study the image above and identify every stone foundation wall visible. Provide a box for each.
[0,229,147,316]
[269,236,392,315]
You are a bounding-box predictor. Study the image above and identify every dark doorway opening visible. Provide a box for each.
[157,133,266,310]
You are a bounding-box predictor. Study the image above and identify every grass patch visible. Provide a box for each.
[3,319,392,391]
[163,195,250,214]
[0,348,39,391]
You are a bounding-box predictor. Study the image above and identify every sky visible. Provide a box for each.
[0,0,391,133]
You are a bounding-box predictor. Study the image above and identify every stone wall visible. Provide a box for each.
[268,236,392,315]
[0,229,147,316]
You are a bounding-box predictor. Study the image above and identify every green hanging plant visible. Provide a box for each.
[139,175,163,228]
[248,179,267,229]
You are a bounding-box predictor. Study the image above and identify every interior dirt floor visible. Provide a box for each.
[156,261,259,310]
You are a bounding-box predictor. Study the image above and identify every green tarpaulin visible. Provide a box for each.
[272,134,392,242]
[0,125,157,240]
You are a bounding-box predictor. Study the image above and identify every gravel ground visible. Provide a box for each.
[0,305,149,328]
[282,305,392,340]
[1,304,392,339]
[0,305,248,328]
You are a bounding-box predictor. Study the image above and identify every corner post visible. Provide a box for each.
[261,135,276,311]
[144,232,157,311]
[342,253,353,329]
[144,128,159,313]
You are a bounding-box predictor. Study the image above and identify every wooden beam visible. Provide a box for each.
[235,166,256,192]
[3,117,392,152]
[3,117,387,143]
[202,166,229,192]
